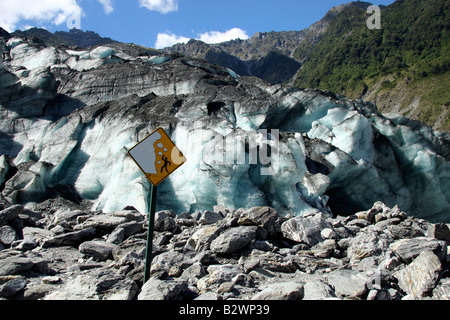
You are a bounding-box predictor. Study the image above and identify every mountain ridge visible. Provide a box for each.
[162,2,364,84]
[10,27,117,48]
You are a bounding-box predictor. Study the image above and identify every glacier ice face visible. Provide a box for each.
[0,33,449,222]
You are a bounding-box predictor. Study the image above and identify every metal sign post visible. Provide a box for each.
[127,128,186,284]
[144,184,157,283]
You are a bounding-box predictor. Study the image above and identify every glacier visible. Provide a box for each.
[0,31,449,222]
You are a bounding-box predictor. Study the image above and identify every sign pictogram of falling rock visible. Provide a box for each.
[128,128,187,186]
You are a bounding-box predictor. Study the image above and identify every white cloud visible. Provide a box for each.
[139,0,178,14]
[155,32,190,49]
[155,28,249,49]
[0,0,82,32]
[198,28,249,44]
[98,0,114,15]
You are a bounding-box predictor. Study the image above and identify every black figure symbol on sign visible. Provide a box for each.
[161,155,171,174]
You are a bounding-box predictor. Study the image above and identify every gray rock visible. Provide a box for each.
[23,284,56,300]
[78,240,117,261]
[195,292,222,300]
[138,278,188,300]
[232,273,255,288]
[210,226,257,254]
[107,221,143,245]
[41,227,96,248]
[0,276,27,298]
[151,251,192,274]
[77,214,128,232]
[375,217,402,229]
[11,239,37,251]
[117,251,144,271]
[346,219,371,228]
[0,155,10,188]
[199,210,223,225]
[303,280,336,300]
[395,251,442,298]
[387,222,426,239]
[185,225,223,252]
[0,225,17,247]
[0,205,23,227]
[347,228,393,265]
[0,256,48,276]
[77,210,143,232]
[432,278,450,300]
[281,212,332,246]
[154,210,176,232]
[51,210,88,227]
[37,246,84,273]
[389,237,447,263]
[249,240,274,252]
[197,264,244,292]
[107,227,125,244]
[3,162,50,204]
[427,223,450,244]
[22,227,54,244]
[42,276,62,284]
[320,228,337,240]
[326,269,369,298]
[378,255,403,272]
[371,202,407,223]
[367,289,391,300]
[242,250,297,274]
[251,282,304,300]
[119,221,144,238]
[355,207,377,223]
[45,270,138,300]
[238,207,280,236]
[181,262,207,281]
[111,237,146,263]
[311,239,337,258]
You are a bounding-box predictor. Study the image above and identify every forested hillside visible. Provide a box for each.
[293,0,449,131]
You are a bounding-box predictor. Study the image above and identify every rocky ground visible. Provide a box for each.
[0,196,449,301]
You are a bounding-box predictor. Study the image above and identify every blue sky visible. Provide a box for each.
[1,0,396,49]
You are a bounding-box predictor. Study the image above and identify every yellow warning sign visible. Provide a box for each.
[128,128,186,186]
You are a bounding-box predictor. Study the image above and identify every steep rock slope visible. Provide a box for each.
[0,31,449,222]
[167,34,303,84]
[11,28,117,48]
[164,2,373,85]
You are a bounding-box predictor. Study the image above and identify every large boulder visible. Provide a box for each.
[78,240,117,261]
[0,205,22,227]
[395,251,442,298]
[238,207,280,236]
[138,278,189,300]
[281,212,332,246]
[389,237,447,263]
[41,227,96,248]
[0,256,48,276]
[325,270,370,299]
[347,228,394,265]
[251,282,304,300]
[210,226,258,254]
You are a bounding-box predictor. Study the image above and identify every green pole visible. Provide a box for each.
[144,184,158,284]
